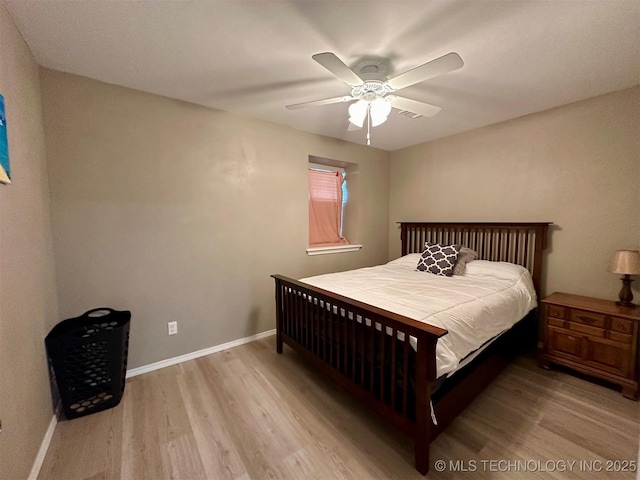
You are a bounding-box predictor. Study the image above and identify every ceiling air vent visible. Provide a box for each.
[397,110,423,119]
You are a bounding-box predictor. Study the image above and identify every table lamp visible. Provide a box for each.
[609,250,640,308]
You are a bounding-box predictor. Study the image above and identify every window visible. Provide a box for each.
[308,167,349,247]
[307,158,362,256]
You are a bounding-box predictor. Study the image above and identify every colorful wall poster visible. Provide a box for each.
[0,94,10,184]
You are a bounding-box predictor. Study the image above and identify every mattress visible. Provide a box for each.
[300,254,537,378]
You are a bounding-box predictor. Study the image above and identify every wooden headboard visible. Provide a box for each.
[400,222,551,296]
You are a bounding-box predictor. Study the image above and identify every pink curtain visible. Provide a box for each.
[308,169,349,247]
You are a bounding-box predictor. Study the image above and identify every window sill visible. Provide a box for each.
[306,244,362,256]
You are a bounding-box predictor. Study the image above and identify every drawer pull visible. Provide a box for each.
[577,315,596,324]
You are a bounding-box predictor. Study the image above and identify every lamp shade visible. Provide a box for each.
[609,250,640,275]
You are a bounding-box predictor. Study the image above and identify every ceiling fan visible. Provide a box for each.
[286,52,463,144]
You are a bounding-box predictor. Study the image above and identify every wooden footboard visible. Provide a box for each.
[273,222,550,474]
[271,274,447,473]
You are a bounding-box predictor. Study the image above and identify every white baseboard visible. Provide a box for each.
[126,329,276,378]
[28,330,276,478]
[28,405,59,480]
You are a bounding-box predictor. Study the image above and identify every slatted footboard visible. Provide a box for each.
[271,274,447,473]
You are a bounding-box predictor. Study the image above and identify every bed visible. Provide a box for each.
[272,222,550,474]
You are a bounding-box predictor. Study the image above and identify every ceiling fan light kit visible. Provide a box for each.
[348,97,392,128]
[286,51,464,146]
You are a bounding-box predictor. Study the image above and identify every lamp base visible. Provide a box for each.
[616,300,636,309]
[617,275,635,308]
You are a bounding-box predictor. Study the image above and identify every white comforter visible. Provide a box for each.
[300,254,537,378]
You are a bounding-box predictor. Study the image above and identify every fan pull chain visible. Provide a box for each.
[367,104,371,146]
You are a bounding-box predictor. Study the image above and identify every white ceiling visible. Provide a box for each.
[5,0,639,151]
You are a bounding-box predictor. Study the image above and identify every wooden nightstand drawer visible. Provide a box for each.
[547,304,566,320]
[547,317,565,328]
[609,330,633,345]
[567,321,604,338]
[611,317,633,334]
[570,310,606,328]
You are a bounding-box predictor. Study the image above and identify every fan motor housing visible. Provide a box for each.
[352,81,394,100]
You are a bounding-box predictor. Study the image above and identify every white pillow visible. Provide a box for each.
[465,260,529,281]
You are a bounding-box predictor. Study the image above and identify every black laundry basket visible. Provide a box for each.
[45,308,131,419]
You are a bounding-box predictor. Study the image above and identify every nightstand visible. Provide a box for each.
[540,292,640,400]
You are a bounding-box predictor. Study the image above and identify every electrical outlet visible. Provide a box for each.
[168,321,178,335]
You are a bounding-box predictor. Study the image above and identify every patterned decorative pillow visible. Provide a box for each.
[416,242,460,276]
[453,246,479,275]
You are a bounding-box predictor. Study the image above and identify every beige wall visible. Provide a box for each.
[389,87,640,301]
[0,3,60,479]
[40,69,390,369]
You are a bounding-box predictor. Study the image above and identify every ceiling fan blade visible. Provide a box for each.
[347,122,362,131]
[386,52,463,91]
[286,95,354,110]
[312,52,364,87]
[389,96,441,117]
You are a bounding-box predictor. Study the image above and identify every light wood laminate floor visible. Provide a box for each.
[39,336,639,480]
